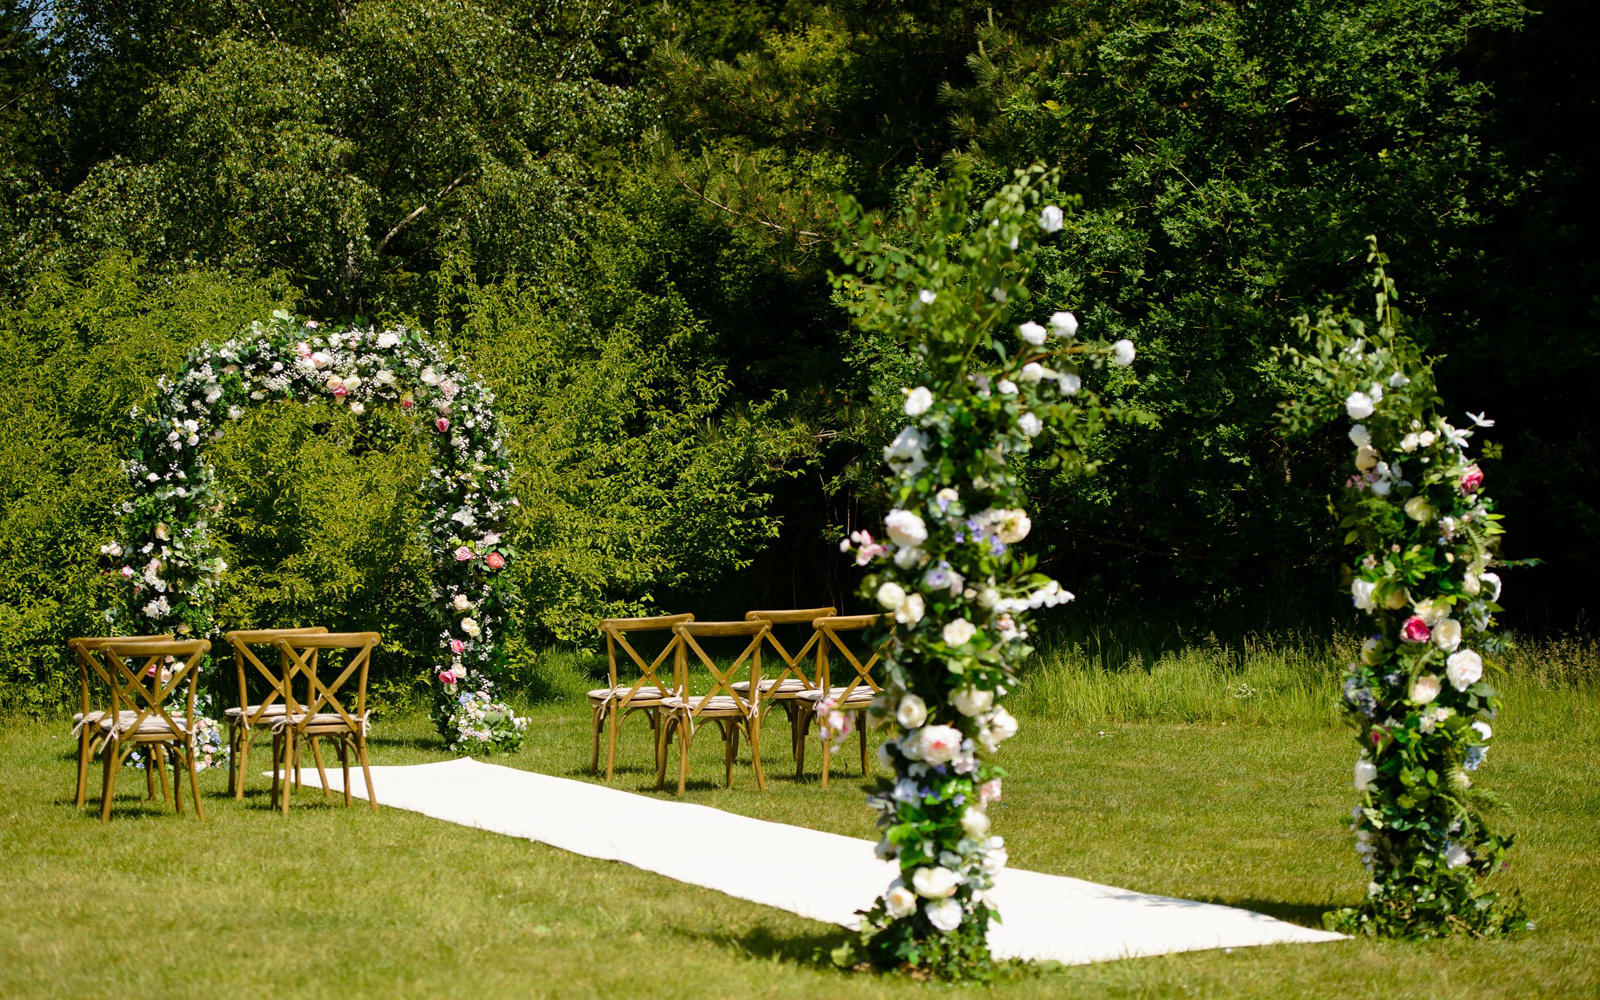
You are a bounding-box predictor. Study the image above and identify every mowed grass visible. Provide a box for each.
[1,636,1597,999]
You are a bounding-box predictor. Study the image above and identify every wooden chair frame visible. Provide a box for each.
[591,613,693,781]
[270,632,380,815]
[223,627,329,800]
[795,614,888,786]
[67,634,172,808]
[93,639,211,821]
[657,621,770,796]
[739,608,835,763]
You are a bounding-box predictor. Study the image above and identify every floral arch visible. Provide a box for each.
[106,310,518,744]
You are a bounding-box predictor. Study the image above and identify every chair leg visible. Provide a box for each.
[155,744,174,805]
[655,716,673,790]
[358,735,378,812]
[589,704,603,774]
[310,738,331,798]
[236,731,251,801]
[170,745,183,815]
[725,722,739,788]
[749,715,767,791]
[338,739,352,806]
[145,750,157,800]
[226,723,239,798]
[860,720,869,774]
[676,719,693,797]
[100,745,119,822]
[794,711,811,781]
[820,729,832,788]
[270,733,282,809]
[605,702,620,782]
[186,741,204,820]
[75,731,93,808]
[281,734,295,816]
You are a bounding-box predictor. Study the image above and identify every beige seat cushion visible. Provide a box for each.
[796,687,875,705]
[225,704,289,721]
[660,695,750,715]
[587,685,670,704]
[730,678,809,695]
[271,712,367,734]
[98,712,186,737]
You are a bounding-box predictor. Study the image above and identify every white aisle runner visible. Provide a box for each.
[294,758,1343,965]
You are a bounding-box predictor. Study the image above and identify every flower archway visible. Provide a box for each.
[106,310,521,748]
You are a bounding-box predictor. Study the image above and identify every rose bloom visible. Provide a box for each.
[1019,321,1048,346]
[1399,616,1432,643]
[1049,311,1078,338]
[401,397,415,409]
[439,669,457,686]
[884,883,917,919]
[1410,674,1442,704]
[452,593,471,611]
[951,686,994,717]
[895,593,925,626]
[1447,649,1484,690]
[435,417,451,432]
[876,581,907,611]
[911,866,960,899]
[1039,204,1064,232]
[916,724,963,764]
[1460,464,1485,493]
[1404,495,1435,523]
[1351,579,1376,611]
[1345,391,1375,420]
[1110,339,1136,367]
[485,552,506,570]
[884,509,928,548]
[1058,372,1082,395]
[451,639,465,654]
[978,777,1003,805]
[454,545,473,562]
[904,385,933,417]
[961,808,991,839]
[896,693,928,728]
[1433,618,1462,652]
[1355,758,1377,791]
[942,618,977,647]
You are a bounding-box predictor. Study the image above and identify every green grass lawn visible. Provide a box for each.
[2,643,1597,999]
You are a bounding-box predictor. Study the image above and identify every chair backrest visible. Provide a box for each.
[813,614,889,702]
[68,634,173,718]
[600,613,693,710]
[224,627,329,726]
[97,639,211,739]
[674,621,770,718]
[744,607,836,692]
[275,632,380,736]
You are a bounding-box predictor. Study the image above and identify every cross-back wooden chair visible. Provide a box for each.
[795,614,889,786]
[734,608,835,763]
[270,632,381,815]
[589,613,693,781]
[657,620,770,796]
[223,626,329,799]
[92,639,211,821]
[67,634,172,808]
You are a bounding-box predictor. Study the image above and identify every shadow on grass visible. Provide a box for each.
[673,920,853,971]
[1198,895,1338,929]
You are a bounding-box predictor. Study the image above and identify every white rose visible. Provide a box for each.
[961,808,991,839]
[893,546,923,569]
[904,386,933,417]
[1477,572,1502,603]
[986,706,1018,743]
[942,618,977,647]
[1019,362,1046,383]
[375,369,395,385]
[1059,372,1082,396]
[1346,391,1375,420]
[1444,844,1470,869]
[1349,424,1371,447]
[1351,579,1377,612]
[916,725,964,764]
[348,401,365,415]
[876,581,907,610]
[1049,311,1078,338]
[1461,572,1481,597]
[884,509,928,548]
[1410,674,1442,704]
[1038,204,1064,233]
[1018,412,1043,437]
[311,351,332,369]
[1354,758,1377,791]
[452,594,472,611]
[1446,649,1483,691]
[376,331,400,349]
[925,897,963,933]
[1019,321,1048,346]
[911,866,960,899]
[1404,495,1436,523]
[1413,598,1448,626]
[1355,444,1379,471]
[1110,339,1136,367]
[1433,619,1462,652]
[896,694,928,729]
[1418,430,1437,447]
[951,686,994,717]
[884,883,917,919]
[1400,432,1420,453]
[895,593,926,626]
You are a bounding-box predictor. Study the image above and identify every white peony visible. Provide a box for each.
[884,509,928,548]
[1039,204,1064,233]
[1049,311,1078,338]
[876,581,907,611]
[1346,391,1375,420]
[942,618,977,647]
[1433,618,1462,652]
[1018,412,1043,437]
[1410,674,1442,704]
[951,686,994,717]
[1110,339,1136,367]
[1354,758,1377,791]
[885,882,917,919]
[904,386,933,417]
[925,897,963,933]
[1019,321,1048,346]
[1446,649,1483,690]
[911,866,960,899]
[896,693,928,729]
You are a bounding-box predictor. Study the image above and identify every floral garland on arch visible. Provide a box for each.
[1282,240,1527,938]
[103,310,524,753]
[831,166,1136,979]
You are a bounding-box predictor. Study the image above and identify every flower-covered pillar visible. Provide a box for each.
[1282,240,1525,937]
[106,310,525,753]
[833,166,1136,978]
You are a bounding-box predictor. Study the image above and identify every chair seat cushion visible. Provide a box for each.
[270,712,367,733]
[796,687,876,705]
[98,713,186,737]
[730,678,809,695]
[587,686,670,704]
[225,704,289,721]
[660,695,751,715]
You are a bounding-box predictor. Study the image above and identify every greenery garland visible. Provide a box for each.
[832,166,1136,978]
[1282,241,1527,937]
[105,311,524,752]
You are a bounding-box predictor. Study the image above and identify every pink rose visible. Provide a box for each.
[332,385,348,398]
[1460,465,1484,493]
[916,724,963,765]
[1400,616,1432,643]
[450,639,464,654]
[978,778,1003,805]
[120,566,135,579]
[435,417,450,432]
[401,397,415,409]
[485,552,505,570]
[296,342,312,357]
[438,670,456,686]
[454,546,473,562]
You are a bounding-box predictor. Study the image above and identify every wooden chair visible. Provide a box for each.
[733,608,835,763]
[92,639,211,821]
[589,613,693,781]
[66,634,172,808]
[270,632,381,815]
[794,614,888,786]
[657,620,770,796]
[223,627,329,799]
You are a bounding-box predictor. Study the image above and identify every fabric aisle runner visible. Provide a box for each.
[287,758,1343,965]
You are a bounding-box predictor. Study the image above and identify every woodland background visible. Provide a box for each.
[2,0,1595,710]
